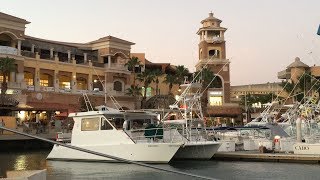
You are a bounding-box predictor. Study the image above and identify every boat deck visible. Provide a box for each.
[213,151,320,163]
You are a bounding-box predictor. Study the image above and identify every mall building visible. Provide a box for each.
[0,12,139,122]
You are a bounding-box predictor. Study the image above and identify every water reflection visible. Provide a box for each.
[14,155,27,171]
[1,151,320,180]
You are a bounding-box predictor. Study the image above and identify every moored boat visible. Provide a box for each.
[47,109,181,163]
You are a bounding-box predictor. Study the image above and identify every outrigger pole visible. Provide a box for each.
[0,126,217,180]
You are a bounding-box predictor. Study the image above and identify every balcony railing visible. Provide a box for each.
[92,62,104,68]
[21,51,35,58]
[40,86,54,92]
[105,63,128,71]
[204,36,224,43]
[0,46,18,55]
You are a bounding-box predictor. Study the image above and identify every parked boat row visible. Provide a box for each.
[47,81,221,163]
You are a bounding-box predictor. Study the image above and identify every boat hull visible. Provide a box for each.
[293,143,320,155]
[173,141,221,159]
[47,143,181,163]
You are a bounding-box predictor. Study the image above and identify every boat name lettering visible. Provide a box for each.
[295,146,309,150]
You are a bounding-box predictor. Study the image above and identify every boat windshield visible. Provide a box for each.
[103,114,125,129]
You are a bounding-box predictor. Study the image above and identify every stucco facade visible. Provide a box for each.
[0,12,137,117]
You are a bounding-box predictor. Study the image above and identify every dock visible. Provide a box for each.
[213,151,320,163]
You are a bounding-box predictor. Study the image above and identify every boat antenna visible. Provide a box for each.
[0,126,217,180]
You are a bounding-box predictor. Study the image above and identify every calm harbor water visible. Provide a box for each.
[0,150,320,180]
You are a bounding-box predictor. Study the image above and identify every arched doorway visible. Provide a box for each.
[208,75,224,106]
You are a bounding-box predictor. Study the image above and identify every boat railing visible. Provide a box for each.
[128,127,183,143]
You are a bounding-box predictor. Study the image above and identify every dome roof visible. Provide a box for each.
[287,57,309,68]
[200,12,222,24]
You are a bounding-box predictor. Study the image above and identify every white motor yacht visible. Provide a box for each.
[47,108,182,163]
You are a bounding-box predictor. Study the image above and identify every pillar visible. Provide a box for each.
[84,53,87,64]
[54,70,59,92]
[31,44,35,53]
[67,50,71,62]
[9,72,15,82]
[17,40,21,55]
[34,67,40,91]
[50,48,54,59]
[108,55,111,68]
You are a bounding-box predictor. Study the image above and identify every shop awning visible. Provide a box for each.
[24,102,78,112]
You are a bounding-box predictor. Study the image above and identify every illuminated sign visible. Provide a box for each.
[209,91,222,96]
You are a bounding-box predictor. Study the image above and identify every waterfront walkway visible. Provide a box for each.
[213,151,320,163]
[0,126,68,141]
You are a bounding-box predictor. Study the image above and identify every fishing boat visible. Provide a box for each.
[161,82,221,159]
[47,106,182,163]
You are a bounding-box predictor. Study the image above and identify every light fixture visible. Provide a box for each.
[94,79,98,83]
[32,111,36,113]
[55,111,60,115]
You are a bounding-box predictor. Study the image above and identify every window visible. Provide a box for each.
[101,119,114,130]
[40,79,48,87]
[81,117,100,131]
[0,75,3,82]
[24,72,34,86]
[113,81,122,91]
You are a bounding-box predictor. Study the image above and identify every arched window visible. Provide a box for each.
[114,81,123,92]
[209,76,223,88]
[208,50,220,58]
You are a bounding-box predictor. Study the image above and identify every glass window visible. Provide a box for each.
[81,117,100,131]
[0,75,3,82]
[101,119,114,130]
[40,79,48,87]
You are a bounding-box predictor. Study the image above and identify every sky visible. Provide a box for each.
[1,0,320,86]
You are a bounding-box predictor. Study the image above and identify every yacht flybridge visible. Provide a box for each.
[47,108,182,163]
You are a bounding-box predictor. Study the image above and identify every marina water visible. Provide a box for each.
[0,150,319,180]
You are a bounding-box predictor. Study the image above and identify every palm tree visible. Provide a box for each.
[125,56,143,86]
[175,65,189,86]
[137,69,156,108]
[153,69,163,95]
[126,85,142,97]
[0,56,16,102]
[163,74,176,95]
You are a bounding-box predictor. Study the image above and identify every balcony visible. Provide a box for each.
[277,69,290,79]
[21,51,35,58]
[107,63,128,71]
[0,46,18,55]
[204,36,224,43]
